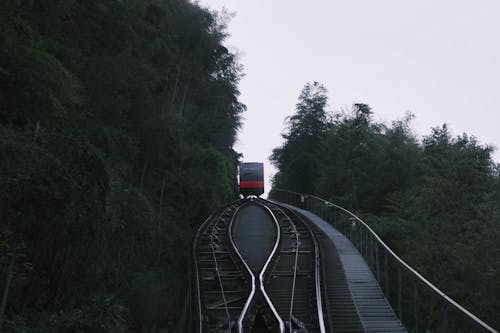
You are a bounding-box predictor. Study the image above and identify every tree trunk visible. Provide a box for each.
[158,175,166,233]
[168,65,182,114]
[178,84,189,120]
[140,159,148,187]
[0,234,16,330]
[116,245,121,287]
[53,244,71,309]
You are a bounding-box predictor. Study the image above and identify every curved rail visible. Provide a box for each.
[193,212,218,333]
[194,197,329,332]
[270,188,498,333]
[261,199,326,333]
[209,234,231,327]
[276,201,327,333]
[287,219,299,332]
[192,199,247,333]
[260,199,327,333]
[230,201,285,333]
[258,204,287,333]
[227,203,258,333]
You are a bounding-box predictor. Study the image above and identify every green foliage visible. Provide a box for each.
[271,85,500,328]
[1,0,243,331]
[3,294,127,333]
[316,109,421,212]
[125,269,184,329]
[271,82,329,193]
[0,32,80,127]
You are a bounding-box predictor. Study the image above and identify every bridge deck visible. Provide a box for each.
[287,205,407,333]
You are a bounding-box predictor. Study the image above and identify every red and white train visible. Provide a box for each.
[239,162,264,197]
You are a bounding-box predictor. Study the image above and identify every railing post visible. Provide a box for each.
[414,281,418,332]
[376,242,380,281]
[442,303,448,333]
[370,234,374,271]
[361,227,364,250]
[369,233,373,270]
[359,227,363,257]
[398,268,403,321]
[427,293,434,332]
[349,218,353,241]
[365,231,370,263]
[355,223,359,249]
[384,250,389,296]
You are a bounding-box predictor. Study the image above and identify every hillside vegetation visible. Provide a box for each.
[0,1,243,331]
[271,82,500,329]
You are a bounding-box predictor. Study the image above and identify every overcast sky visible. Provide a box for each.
[198,0,500,193]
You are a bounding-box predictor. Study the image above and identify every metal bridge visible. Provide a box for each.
[186,189,498,333]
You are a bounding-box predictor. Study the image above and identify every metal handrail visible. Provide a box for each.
[269,188,498,333]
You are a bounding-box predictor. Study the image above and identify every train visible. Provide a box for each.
[239,162,264,197]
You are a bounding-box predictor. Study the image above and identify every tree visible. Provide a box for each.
[271,102,500,327]
[271,82,329,193]
[0,0,244,330]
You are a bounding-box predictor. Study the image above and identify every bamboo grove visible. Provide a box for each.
[271,82,500,329]
[1,1,244,331]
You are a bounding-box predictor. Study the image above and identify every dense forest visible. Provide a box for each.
[271,82,500,329]
[2,0,498,331]
[0,1,244,331]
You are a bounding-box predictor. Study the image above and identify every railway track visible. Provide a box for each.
[192,198,328,333]
[262,200,326,332]
[192,200,248,332]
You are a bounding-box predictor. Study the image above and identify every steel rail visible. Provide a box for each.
[287,216,300,333]
[193,212,219,333]
[312,224,327,333]
[286,204,327,333]
[270,188,498,333]
[258,203,286,333]
[192,199,243,333]
[227,203,258,333]
[264,199,327,333]
[209,233,231,329]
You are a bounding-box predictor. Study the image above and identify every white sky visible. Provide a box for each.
[198,0,500,194]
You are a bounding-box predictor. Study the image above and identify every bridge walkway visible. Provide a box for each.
[283,203,407,333]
